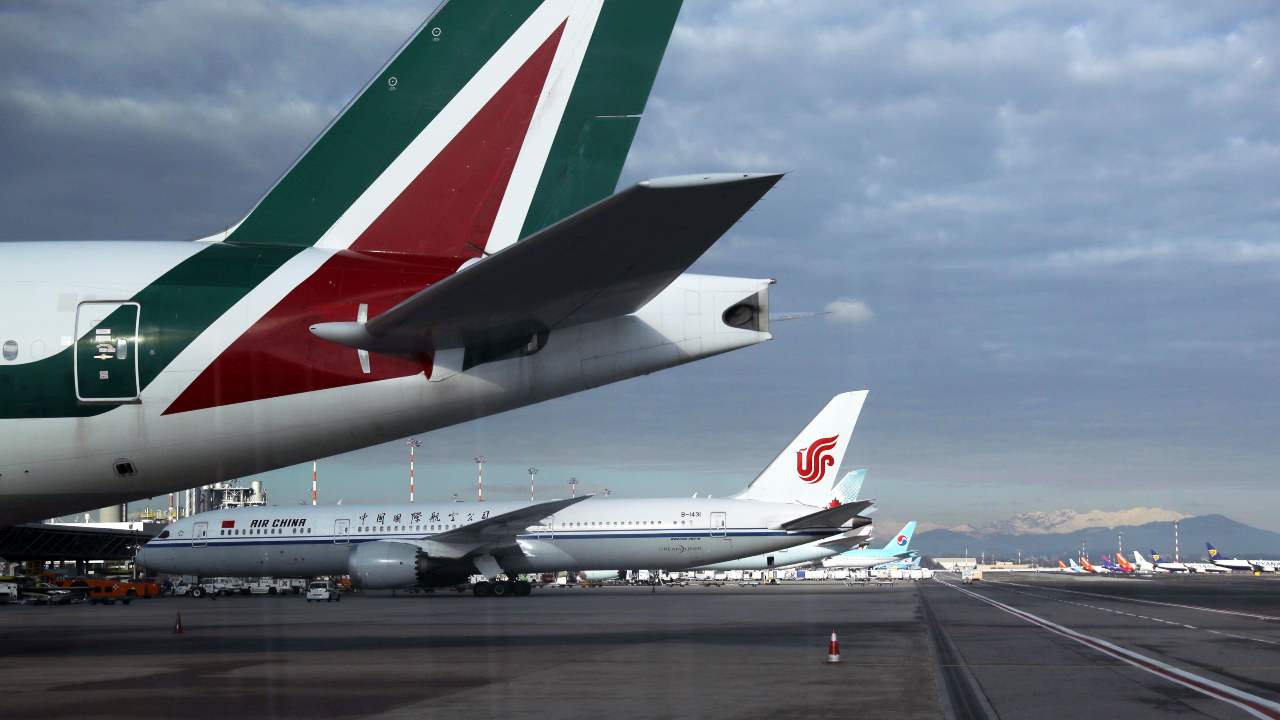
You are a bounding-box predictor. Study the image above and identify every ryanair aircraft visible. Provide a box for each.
[138,393,871,596]
[0,1,783,524]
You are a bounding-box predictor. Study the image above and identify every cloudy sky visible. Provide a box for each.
[4,2,1277,531]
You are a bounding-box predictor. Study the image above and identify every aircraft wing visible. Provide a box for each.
[778,501,874,531]
[428,496,592,547]
[816,527,875,551]
[310,173,783,356]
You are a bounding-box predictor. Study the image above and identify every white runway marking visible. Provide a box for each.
[987,582,1280,647]
[937,579,1280,720]
[987,579,1280,622]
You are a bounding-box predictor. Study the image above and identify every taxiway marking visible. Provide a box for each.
[986,579,1280,622]
[937,579,1280,720]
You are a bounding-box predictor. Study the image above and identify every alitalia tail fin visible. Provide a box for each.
[221,0,682,256]
[736,391,868,507]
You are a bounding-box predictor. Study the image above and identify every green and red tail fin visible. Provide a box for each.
[221,0,682,256]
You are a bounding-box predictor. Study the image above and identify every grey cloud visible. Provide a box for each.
[5,2,1279,530]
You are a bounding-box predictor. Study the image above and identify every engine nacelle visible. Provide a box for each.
[346,541,472,589]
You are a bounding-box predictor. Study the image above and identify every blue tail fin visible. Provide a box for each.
[1206,542,1219,559]
[882,521,916,552]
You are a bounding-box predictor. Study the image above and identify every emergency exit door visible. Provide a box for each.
[192,522,208,548]
[74,301,141,403]
[334,519,351,544]
[710,512,727,537]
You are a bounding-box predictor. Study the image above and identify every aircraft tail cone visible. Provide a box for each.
[173,611,184,635]
[827,628,840,663]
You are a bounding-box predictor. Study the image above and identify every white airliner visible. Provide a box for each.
[1205,542,1256,572]
[0,0,783,525]
[138,392,872,596]
[1135,549,1188,573]
[690,469,873,571]
[820,521,917,570]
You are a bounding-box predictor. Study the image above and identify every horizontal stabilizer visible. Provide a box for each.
[431,495,592,546]
[816,526,874,551]
[310,173,783,355]
[778,501,873,531]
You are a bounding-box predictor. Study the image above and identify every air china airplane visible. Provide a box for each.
[138,392,872,596]
[0,0,783,525]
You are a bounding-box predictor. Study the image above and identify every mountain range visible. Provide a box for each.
[914,513,1280,561]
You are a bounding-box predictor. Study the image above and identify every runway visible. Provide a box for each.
[1,576,1277,719]
[920,574,1280,719]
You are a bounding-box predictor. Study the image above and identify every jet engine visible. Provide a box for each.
[346,541,469,589]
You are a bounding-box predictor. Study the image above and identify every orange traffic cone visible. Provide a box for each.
[173,611,184,635]
[827,628,840,663]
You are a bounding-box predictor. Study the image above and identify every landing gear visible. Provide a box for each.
[471,579,533,597]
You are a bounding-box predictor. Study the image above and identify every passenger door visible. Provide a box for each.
[334,519,351,544]
[192,522,208,548]
[710,512,727,537]
[533,516,555,539]
[74,301,141,403]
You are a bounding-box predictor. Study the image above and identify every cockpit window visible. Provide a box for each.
[157,530,170,539]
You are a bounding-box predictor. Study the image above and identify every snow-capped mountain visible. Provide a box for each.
[951,507,1189,536]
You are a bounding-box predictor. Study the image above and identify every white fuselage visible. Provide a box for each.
[0,241,769,524]
[1209,557,1255,571]
[822,550,907,571]
[1184,562,1229,573]
[137,497,838,579]
[692,535,844,571]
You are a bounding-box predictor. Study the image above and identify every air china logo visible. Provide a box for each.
[795,434,839,485]
[896,534,908,546]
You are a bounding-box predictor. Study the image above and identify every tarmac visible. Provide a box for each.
[1,574,1277,719]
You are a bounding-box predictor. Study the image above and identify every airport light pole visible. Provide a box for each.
[475,456,485,502]
[407,438,422,503]
[311,461,318,506]
[569,477,577,498]
[528,467,538,501]
[1174,520,1180,562]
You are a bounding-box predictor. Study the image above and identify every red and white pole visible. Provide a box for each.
[475,455,485,502]
[407,438,422,503]
[827,628,841,663]
[528,467,538,501]
[311,461,318,506]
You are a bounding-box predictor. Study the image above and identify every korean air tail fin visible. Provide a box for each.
[737,391,868,506]
[881,521,917,553]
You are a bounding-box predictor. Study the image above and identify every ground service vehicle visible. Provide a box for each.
[307,581,339,602]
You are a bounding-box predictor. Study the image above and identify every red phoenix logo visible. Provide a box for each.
[796,435,839,484]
